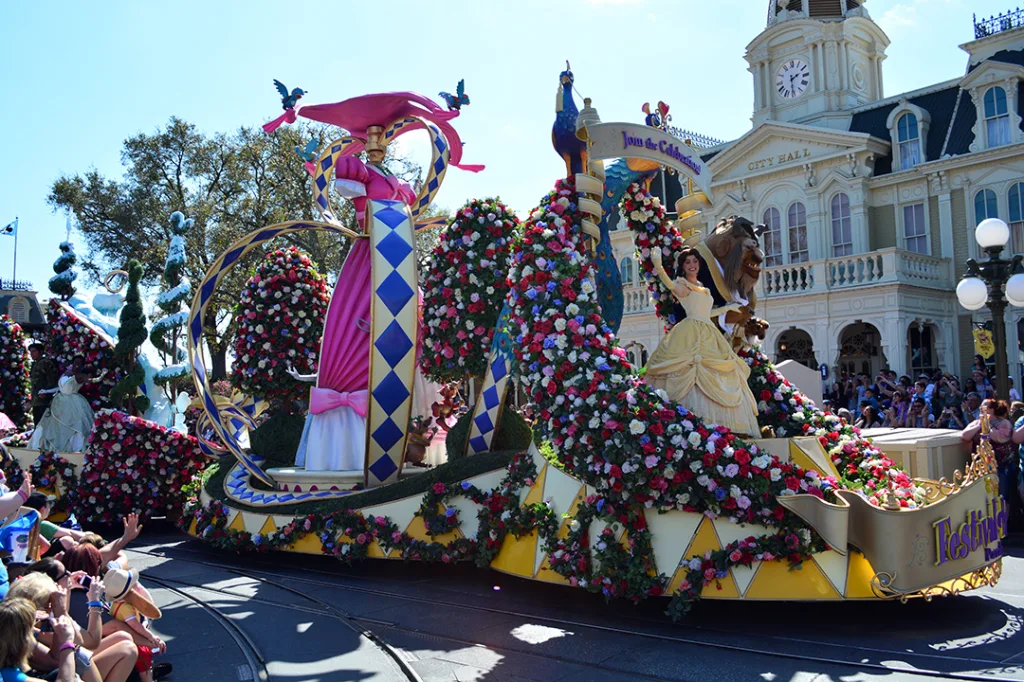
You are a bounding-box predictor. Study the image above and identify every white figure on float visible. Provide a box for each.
[29,357,104,452]
[171,392,191,434]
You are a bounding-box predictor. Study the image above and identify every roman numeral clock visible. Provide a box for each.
[776,59,810,99]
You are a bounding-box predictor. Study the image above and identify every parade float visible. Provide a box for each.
[3,69,1006,618]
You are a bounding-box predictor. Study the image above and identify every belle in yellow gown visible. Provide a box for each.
[644,248,761,436]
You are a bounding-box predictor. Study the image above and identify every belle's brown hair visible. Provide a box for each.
[673,247,701,275]
[0,597,37,671]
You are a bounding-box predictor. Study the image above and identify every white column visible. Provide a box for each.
[883,316,908,377]
[817,41,827,91]
[937,190,953,262]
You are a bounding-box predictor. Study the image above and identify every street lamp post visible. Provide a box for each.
[955,218,1024,400]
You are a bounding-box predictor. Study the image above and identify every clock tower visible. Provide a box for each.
[747,0,890,129]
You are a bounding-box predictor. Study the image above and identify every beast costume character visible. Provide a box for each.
[668,216,767,346]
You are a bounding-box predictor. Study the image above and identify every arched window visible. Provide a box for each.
[620,256,635,285]
[975,188,999,225]
[984,86,1011,148]
[787,202,808,263]
[897,113,921,170]
[830,193,852,257]
[762,207,782,267]
[1010,182,1024,253]
[7,297,28,323]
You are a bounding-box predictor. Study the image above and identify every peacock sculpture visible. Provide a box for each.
[551,61,588,178]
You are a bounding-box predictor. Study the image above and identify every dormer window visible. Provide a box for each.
[897,113,921,170]
[984,86,1011,148]
[886,102,930,171]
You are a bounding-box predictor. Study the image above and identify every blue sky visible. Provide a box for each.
[0,0,1011,293]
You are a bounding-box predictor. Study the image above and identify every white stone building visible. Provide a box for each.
[613,1,1024,385]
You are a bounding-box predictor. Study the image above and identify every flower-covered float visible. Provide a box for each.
[180,81,1005,617]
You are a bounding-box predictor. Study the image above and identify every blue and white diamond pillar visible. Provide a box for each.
[464,303,515,455]
[366,199,418,486]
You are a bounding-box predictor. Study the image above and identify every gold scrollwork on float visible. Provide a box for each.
[871,562,1002,603]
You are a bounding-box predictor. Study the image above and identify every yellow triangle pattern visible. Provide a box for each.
[521,467,548,507]
[744,557,841,600]
[702,570,741,599]
[288,532,325,555]
[226,512,246,533]
[789,438,841,479]
[555,490,587,540]
[366,540,388,558]
[534,556,571,585]
[667,519,721,593]
[402,505,465,545]
[257,517,278,537]
[187,517,198,536]
[845,551,878,599]
[490,530,537,577]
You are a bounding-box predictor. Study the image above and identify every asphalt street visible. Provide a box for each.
[127,535,1024,682]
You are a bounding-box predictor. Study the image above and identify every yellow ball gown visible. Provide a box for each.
[644,278,761,436]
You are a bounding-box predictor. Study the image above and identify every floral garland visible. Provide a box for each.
[420,198,521,383]
[230,247,330,415]
[0,315,31,428]
[740,347,924,508]
[181,451,560,568]
[75,410,207,523]
[0,453,24,491]
[46,301,121,411]
[621,187,685,328]
[29,451,79,515]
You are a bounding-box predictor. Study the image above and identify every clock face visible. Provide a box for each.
[776,59,811,100]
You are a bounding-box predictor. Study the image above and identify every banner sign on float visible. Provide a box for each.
[584,122,713,196]
[779,470,1006,594]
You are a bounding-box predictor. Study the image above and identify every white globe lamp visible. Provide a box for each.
[1007,272,1024,308]
[975,218,1010,250]
[956,277,988,311]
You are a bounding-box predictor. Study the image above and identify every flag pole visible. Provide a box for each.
[11,216,17,284]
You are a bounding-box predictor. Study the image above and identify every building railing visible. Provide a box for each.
[623,284,654,315]
[974,8,1024,39]
[0,279,35,292]
[760,248,952,298]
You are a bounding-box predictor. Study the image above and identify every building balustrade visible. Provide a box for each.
[760,248,952,298]
[623,284,654,314]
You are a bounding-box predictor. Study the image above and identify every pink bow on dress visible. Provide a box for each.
[310,387,369,417]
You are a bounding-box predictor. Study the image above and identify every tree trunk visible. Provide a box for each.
[210,345,228,382]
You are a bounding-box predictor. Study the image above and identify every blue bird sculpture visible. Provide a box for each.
[551,61,587,178]
[273,79,306,110]
[294,138,319,163]
[439,79,470,111]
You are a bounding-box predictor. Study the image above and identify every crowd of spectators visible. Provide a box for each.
[822,356,1023,431]
[0,471,170,682]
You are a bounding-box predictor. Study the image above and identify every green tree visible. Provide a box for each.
[110,260,150,415]
[49,117,431,380]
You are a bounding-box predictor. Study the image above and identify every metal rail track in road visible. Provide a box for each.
[133,546,1023,682]
[141,563,425,682]
[143,575,269,682]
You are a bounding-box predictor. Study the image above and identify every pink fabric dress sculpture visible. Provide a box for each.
[269,92,482,473]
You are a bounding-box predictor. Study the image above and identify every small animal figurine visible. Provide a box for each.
[294,138,319,163]
[439,79,470,111]
[405,416,438,466]
[273,79,307,110]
